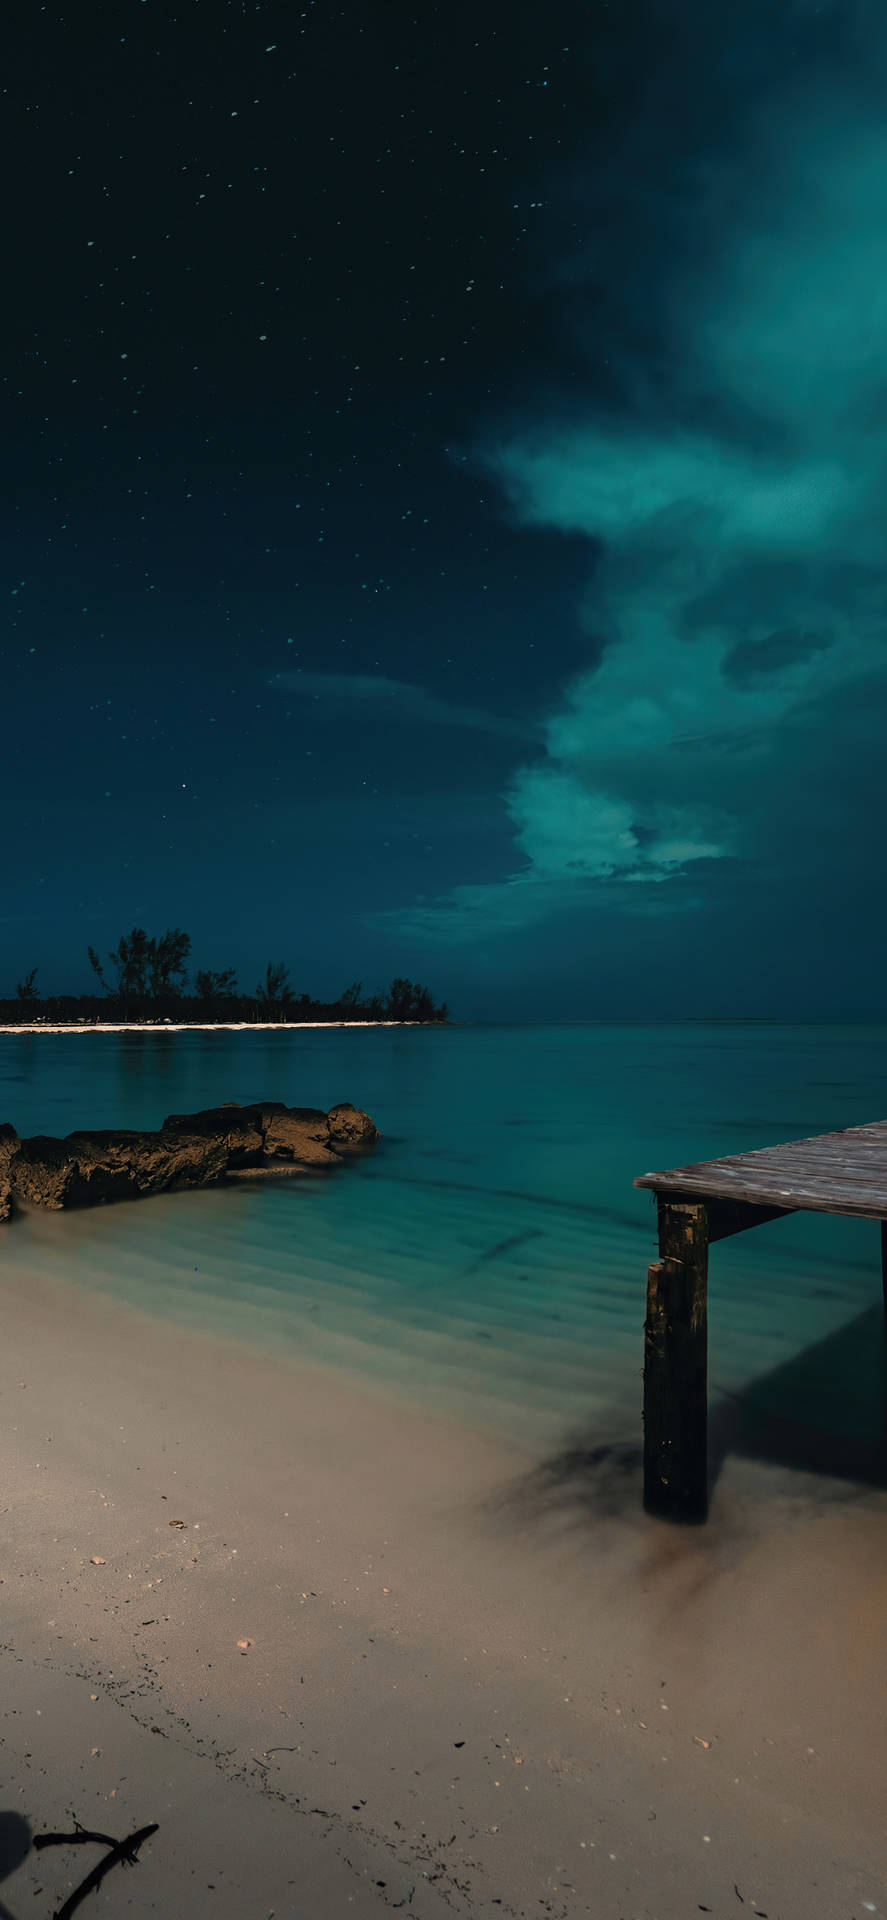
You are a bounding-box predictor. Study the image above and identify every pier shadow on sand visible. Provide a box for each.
[489,1304,887,1534]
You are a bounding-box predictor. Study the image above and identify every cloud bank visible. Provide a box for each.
[380,19,887,949]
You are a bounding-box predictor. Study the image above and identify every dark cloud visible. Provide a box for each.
[722,628,835,688]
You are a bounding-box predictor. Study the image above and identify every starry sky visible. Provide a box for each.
[5,0,887,1019]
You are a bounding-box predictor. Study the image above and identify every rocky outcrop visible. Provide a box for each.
[0,1122,19,1221]
[162,1101,341,1168]
[327,1102,380,1147]
[2,1100,378,1217]
[10,1127,233,1210]
[161,1103,268,1167]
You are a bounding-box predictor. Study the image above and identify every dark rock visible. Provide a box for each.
[11,1127,231,1210]
[161,1103,267,1167]
[3,1099,379,1215]
[327,1102,379,1146]
[262,1105,338,1166]
[0,1122,19,1221]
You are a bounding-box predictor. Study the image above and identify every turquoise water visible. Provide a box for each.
[1,1024,885,1457]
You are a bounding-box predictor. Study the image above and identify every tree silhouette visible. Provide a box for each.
[381,978,446,1022]
[16,968,39,1003]
[88,929,191,1018]
[108,929,152,1008]
[385,977,413,1020]
[256,960,291,1009]
[148,928,191,999]
[87,945,110,992]
[195,966,238,1003]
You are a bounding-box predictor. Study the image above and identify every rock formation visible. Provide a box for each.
[0,1099,378,1219]
[0,1121,18,1221]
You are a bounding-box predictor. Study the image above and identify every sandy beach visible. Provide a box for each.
[0,1022,417,1036]
[0,1259,884,1919]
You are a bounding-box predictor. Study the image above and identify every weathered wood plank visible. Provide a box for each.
[643,1201,708,1522]
[639,1178,887,1220]
[635,1118,887,1218]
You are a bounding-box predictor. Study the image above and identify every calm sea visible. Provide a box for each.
[1,1023,885,1459]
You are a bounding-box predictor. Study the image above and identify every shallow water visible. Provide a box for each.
[1,1023,885,1463]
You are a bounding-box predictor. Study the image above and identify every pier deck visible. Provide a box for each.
[634,1121,887,1519]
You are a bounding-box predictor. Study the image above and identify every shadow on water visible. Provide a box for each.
[488,1305,887,1536]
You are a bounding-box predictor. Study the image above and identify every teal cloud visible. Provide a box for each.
[378,31,887,947]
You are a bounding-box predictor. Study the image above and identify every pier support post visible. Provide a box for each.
[881,1221,887,1329]
[643,1200,709,1521]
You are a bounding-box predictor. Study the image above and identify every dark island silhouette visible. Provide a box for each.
[3,927,449,1028]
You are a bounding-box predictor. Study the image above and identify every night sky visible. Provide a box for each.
[6,0,886,1019]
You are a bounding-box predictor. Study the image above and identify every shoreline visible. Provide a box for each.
[2,1257,886,1916]
[0,1019,425,1035]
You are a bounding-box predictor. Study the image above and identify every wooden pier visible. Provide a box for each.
[634,1120,887,1521]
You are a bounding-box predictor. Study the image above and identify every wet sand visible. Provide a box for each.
[1,1261,885,1918]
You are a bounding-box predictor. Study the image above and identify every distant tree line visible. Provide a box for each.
[1,930,449,1026]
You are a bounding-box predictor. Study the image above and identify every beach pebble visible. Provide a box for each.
[89,1556,106,1566]
[236,1638,251,1650]
[168,1519,186,1529]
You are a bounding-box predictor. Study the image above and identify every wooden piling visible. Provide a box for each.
[643,1200,709,1521]
[636,1118,887,1520]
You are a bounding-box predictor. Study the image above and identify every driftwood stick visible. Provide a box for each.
[33,1823,159,1919]
[34,1829,119,1853]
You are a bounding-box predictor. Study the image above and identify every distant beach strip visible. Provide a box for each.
[0,1020,422,1035]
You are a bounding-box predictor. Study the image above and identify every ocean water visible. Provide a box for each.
[1,1023,886,1465]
